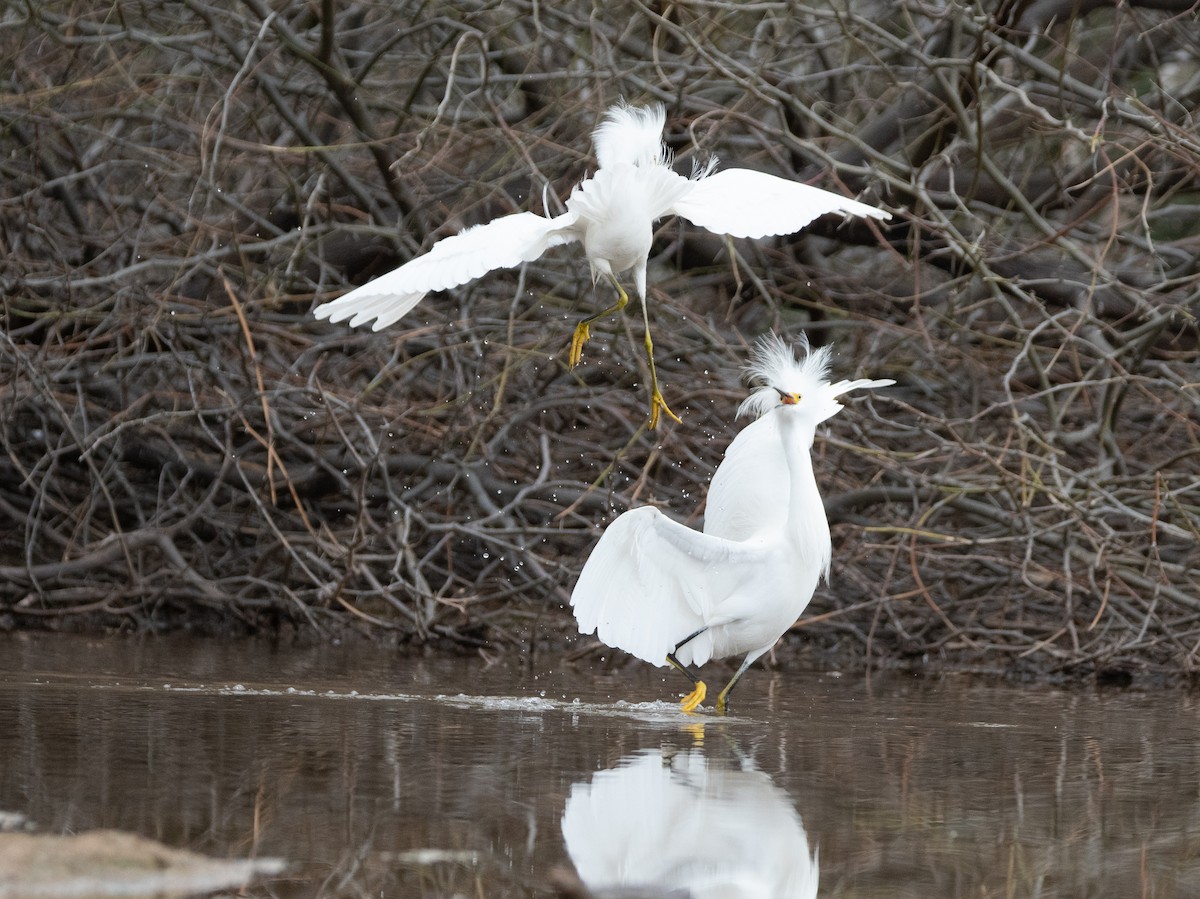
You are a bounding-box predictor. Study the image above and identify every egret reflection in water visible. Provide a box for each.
[561,746,818,898]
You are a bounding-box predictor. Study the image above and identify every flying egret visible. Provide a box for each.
[313,103,891,428]
[570,334,894,713]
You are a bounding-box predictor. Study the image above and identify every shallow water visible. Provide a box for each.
[2,632,1198,897]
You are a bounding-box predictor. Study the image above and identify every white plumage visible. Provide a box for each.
[561,749,819,899]
[570,334,894,712]
[314,103,890,427]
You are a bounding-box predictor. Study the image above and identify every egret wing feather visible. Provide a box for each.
[829,376,897,395]
[320,289,424,332]
[314,210,580,331]
[670,168,889,240]
[571,506,764,667]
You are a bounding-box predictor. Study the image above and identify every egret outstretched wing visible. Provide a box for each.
[571,506,764,667]
[314,209,581,331]
[670,168,889,240]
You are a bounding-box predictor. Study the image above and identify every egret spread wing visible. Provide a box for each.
[669,168,889,240]
[314,210,581,331]
[571,506,763,667]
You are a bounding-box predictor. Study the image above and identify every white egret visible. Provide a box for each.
[313,103,890,427]
[570,334,893,712]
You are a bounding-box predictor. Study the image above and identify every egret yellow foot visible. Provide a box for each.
[680,680,707,713]
[569,322,591,368]
[649,388,682,430]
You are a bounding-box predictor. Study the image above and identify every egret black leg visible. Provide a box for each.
[666,628,708,712]
[715,652,757,714]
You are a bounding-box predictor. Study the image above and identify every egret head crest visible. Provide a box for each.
[737,333,893,422]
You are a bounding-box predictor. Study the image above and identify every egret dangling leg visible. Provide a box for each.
[569,276,630,369]
[639,290,681,430]
[569,275,679,429]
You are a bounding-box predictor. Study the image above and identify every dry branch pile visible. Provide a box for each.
[2,0,1197,682]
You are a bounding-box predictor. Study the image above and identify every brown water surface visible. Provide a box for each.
[1,632,1197,897]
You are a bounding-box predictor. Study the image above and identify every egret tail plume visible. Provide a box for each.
[593,103,669,169]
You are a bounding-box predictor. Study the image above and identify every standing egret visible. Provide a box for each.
[571,334,894,712]
[313,103,890,427]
